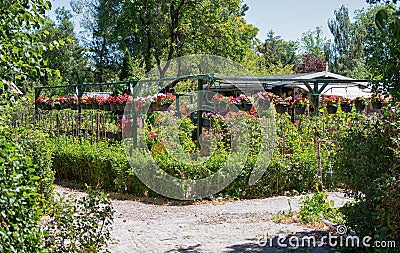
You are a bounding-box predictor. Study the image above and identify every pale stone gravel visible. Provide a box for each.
[55,185,352,253]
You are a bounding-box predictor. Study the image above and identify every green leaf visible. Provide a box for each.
[375,9,388,33]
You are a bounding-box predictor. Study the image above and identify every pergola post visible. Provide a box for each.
[196,78,204,147]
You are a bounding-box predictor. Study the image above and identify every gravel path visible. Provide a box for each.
[55,186,352,253]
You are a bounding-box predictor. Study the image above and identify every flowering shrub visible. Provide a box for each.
[354,96,367,104]
[322,96,340,106]
[273,96,292,105]
[340,97,354,105]
[152,93,175,105]
[369,94,384,103]
[291,97,310,107]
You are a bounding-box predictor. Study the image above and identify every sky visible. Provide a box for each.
[48,0,371,42]
[244,0,370,41]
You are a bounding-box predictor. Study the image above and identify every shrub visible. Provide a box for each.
[51,137,150,195]
[0,132,45,252]
[49,111,347,199]
[44,187,114,253]
[299,184,343,224]
[12,129,55,209]
[335,102,400,248]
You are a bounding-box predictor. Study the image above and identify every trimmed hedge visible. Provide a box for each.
[50,112,341,198]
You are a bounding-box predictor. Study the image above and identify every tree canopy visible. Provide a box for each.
[0,0,54,87]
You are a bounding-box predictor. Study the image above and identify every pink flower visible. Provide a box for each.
[149,131,158,139]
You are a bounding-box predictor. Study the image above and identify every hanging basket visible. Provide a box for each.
[340,103,352,113]
[275,104,288,114]
[103,103,111,111]
[202,118,211,128]
[326,105,338,114]
[92,104,99,110]
[71,104,78,110]
[355,101,365,112]
[294,106,306,115]
[372,101,383,110]
[116,103,125,112]
[110,103,117,111]
[54,103,63,110]
[240,103,253,112]
[257,100,270,111]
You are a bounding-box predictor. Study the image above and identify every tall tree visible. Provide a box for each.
[39,7,93,85]
[72,0,121,82]
[242,47,295,76]
[363,2,400,97]
[257,30,298,69]
[327,5,369,78]
[112,0,258,77]
[300,27,329,59]
[119,48,136,81]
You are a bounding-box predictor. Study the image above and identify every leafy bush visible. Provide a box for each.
[299,185,343,224]
[44,187,114,253]
[335,102,400,248]
[12,129,55,209]
[50,111,348,198]
[51,137,151,195]
[0,131,45,252]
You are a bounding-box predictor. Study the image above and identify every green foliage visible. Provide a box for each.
[119,49,136,81]
[257,30,298,69]
[45,187,114,253]
[50,110,355,199]
[241,48,295,76]
[38,7,94,85]
[327,5,369,79]
[335,102,400,248]
[299,184,343,224]
[73,0,258,76]
[12,129,55,210]
[0,134,45,252]
[300,26,329,58]
[0,82,47,252]
[0,0,54,86]
[366,4,400,98]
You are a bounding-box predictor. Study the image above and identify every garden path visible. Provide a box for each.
[55,185,352,253]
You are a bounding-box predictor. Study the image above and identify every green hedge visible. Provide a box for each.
[0,129,49,252]
[335,103,400,249]
[50,112,343,198]
[51,137,151,196]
